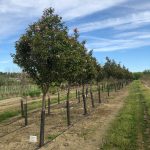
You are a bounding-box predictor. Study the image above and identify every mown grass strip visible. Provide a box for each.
[101,81,144,150]
[140,83,150,149]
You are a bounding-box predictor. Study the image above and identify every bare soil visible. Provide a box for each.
[0,87,128,150]
[41,89,128,150]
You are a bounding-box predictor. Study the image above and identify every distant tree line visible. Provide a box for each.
[143,70,150,75]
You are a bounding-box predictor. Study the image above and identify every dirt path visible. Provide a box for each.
[40,88,129,150]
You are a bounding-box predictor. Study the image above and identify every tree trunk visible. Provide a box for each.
[48,95,51,115]
[104,83,106,90]
[20,99,24,117]
[82,85,87,115]
[102,83,104,92]
[119,82,121,90]
[66,86,71,126]
[39,92,46,147]
[98,84,101,103]
[117,82,119,90]
[107,84,110,97]
[122,82,124,88]
[45,100,47,109]
[57,88,60,104]
[24,103,28,126]
[114,83,117,92]
[78,90,80,103]
[76,88,78,99]
[90,84,94,108]
[86,85,88,99]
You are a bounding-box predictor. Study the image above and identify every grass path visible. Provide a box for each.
[101,80,150,150]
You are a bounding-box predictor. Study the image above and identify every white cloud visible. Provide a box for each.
[76,11,150,33]
[0,0,150,53]
[124,1,150,11]
[0,0,128,43]
[0,0,128,20]
[93,40,150,52]
[57,0,127,21]
[89,40,150,52]
[114,32,140,38]
[85,32,150,52]
[114,31,150,39]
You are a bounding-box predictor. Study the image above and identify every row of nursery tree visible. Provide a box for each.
[12,8,133,147]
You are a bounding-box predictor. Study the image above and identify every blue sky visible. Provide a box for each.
[0,0,150,72]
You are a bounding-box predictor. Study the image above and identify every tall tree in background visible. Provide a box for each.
[62,28,86,125]
[77,44,97,114]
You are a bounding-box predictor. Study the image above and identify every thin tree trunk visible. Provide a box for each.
[86,85,88,99]
[104,83,106,90]
[102,83,104,92]
[48,95,51,115]
[76,88,78,99]
[45,100,47,109]
[24,103,28,126]
[114,83,117,92]
[78,90,80,103]
[98,84,101,103]
[90,84,94,108]
[57,88,60,104]
[39,92,46,147]
[117,82,119,90]
[107,84,110,97]
[20,99,24,117]
[66,86,71,126]
[82,85,87,115]
[119,82,121,90]
[122,82,124,88]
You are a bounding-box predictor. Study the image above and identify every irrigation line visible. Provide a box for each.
[0,126,24,138]
[0,95,81,138]
[0,84,108,133]
[0,85,90,127]
[36,85,127,149]
[0,92,74,127]
[35,92,109,150]
[0,84,112,142]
